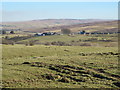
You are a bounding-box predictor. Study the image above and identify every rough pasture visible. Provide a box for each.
[2,45,119,88]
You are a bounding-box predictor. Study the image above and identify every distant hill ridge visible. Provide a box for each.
[1,19,117,33]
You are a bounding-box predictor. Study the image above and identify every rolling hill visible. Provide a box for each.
[0,19,117,33]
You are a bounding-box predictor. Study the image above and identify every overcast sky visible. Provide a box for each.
[1,2,118,22]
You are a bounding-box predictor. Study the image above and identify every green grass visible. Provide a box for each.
[15,34,118,47]
[18,34,117,42]
[2,44,119,88]
[1,20,119,88]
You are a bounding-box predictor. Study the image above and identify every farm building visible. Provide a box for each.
[34,33,45,36]
[79,31,86,34]
[34,32,57,36]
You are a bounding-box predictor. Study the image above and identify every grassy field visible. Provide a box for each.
[2,33,119,88]
[16,34,118,47]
